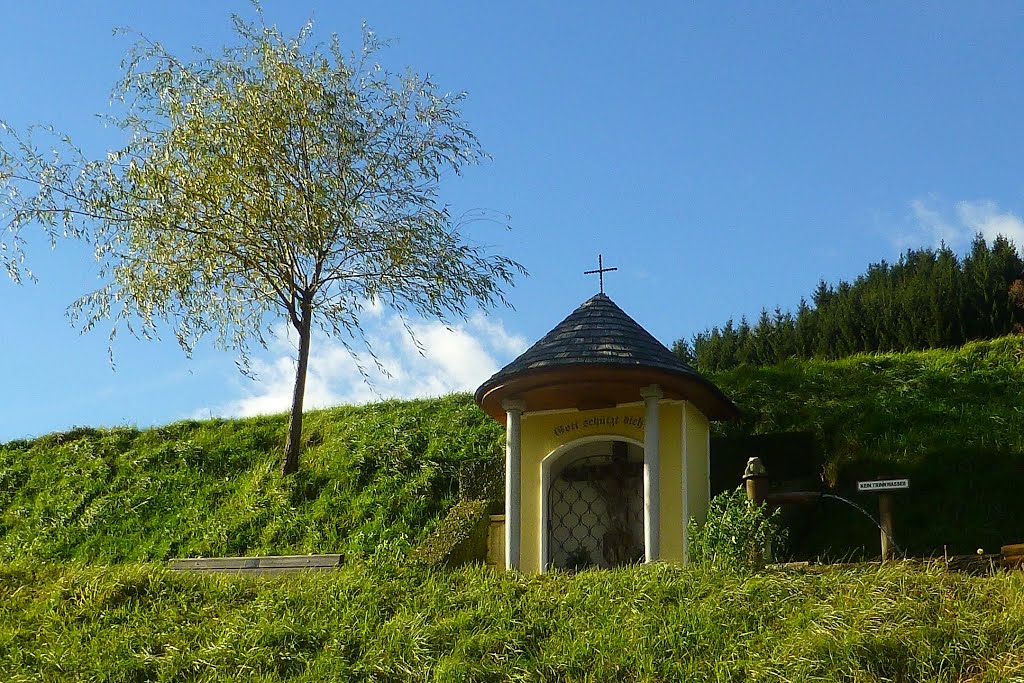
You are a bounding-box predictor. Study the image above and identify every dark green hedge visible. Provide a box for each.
[458,456,504,505]
[408,499,491,568]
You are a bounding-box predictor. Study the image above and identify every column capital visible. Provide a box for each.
[501,398,526,413]
[639,384,663,401]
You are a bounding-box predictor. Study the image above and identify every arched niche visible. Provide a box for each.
[540,435,644,572]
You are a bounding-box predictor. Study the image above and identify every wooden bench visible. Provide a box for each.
[169,554,343,575]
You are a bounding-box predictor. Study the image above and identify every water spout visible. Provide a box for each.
[822,493,901,556]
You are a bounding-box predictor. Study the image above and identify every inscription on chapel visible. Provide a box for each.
[553,414,645,438]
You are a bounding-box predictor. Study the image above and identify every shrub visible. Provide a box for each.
[689,487,787,570]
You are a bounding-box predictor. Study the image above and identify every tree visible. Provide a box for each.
[670,337,696,366]
[0,11,524,474]
[1010,279,1024,333]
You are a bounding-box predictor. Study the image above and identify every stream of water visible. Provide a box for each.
[821,493,902,555]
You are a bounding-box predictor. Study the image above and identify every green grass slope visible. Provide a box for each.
[0,395,502,564]
[2,561,1022,682]
[711,335,1024,557]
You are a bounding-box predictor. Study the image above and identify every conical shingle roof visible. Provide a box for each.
[475,293,738,421]
[490,293,696,375]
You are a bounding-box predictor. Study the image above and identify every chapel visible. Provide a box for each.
[474,291,738,573]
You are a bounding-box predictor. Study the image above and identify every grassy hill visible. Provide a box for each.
[3,337,1024,681]
[0,395,502,564]
[1,336,1022,563]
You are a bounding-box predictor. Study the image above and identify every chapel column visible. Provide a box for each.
[502,398,526,571]
[680,400,691,565]
[640,384,663,562]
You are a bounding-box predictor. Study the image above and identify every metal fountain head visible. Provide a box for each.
[743,456,767,480]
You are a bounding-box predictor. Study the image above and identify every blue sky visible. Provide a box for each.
[2,1,1023,441]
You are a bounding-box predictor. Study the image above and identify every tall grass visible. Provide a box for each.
[1,561,1022,681]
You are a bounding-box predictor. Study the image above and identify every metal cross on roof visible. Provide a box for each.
[584,254,618,294]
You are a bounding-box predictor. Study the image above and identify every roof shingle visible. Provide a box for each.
[486,293,698,377]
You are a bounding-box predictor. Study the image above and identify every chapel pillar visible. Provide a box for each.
[640,384,663,562]
[502,398,526,570]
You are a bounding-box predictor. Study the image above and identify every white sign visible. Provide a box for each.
[857,479,910,492]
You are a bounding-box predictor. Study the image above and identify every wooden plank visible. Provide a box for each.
[169,554,342,573]
[1000,543,1024,556]
[947,554,999,574]
[179,567,339,575]
[255,555,342,569]
[243,566,339,575]
[169,557,259,571]
[1001,555,1024,569]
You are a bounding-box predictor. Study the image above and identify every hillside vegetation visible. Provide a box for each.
[680,237,1024,372]
[1,337,1022,563]
[1,561,1022,682]
[2,335,1024,682]
[0,395,502,564]
[710,335,1024,558]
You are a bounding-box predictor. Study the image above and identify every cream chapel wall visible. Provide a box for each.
[519,406,646,573]
[512,401,711,574]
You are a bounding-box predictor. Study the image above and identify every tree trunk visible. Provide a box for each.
[282,297,313,476]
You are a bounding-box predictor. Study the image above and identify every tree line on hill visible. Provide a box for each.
[674,235,1024,372]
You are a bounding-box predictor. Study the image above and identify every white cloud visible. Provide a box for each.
[897,197,1024,254]
[956,200,1024,248]
[459,313,529,357]
[902,197,959,249]
[209,312,528,418]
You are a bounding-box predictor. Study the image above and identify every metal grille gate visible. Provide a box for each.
[548,443,644,570]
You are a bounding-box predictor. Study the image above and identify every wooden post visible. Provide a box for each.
[857,478,908,561]
[742,456,769,566]
[878,493,894,561]
[743,457,768,505]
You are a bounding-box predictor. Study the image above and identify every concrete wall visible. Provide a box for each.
[487,515,505,568]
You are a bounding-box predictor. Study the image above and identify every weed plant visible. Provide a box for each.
[689,487,787,570]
